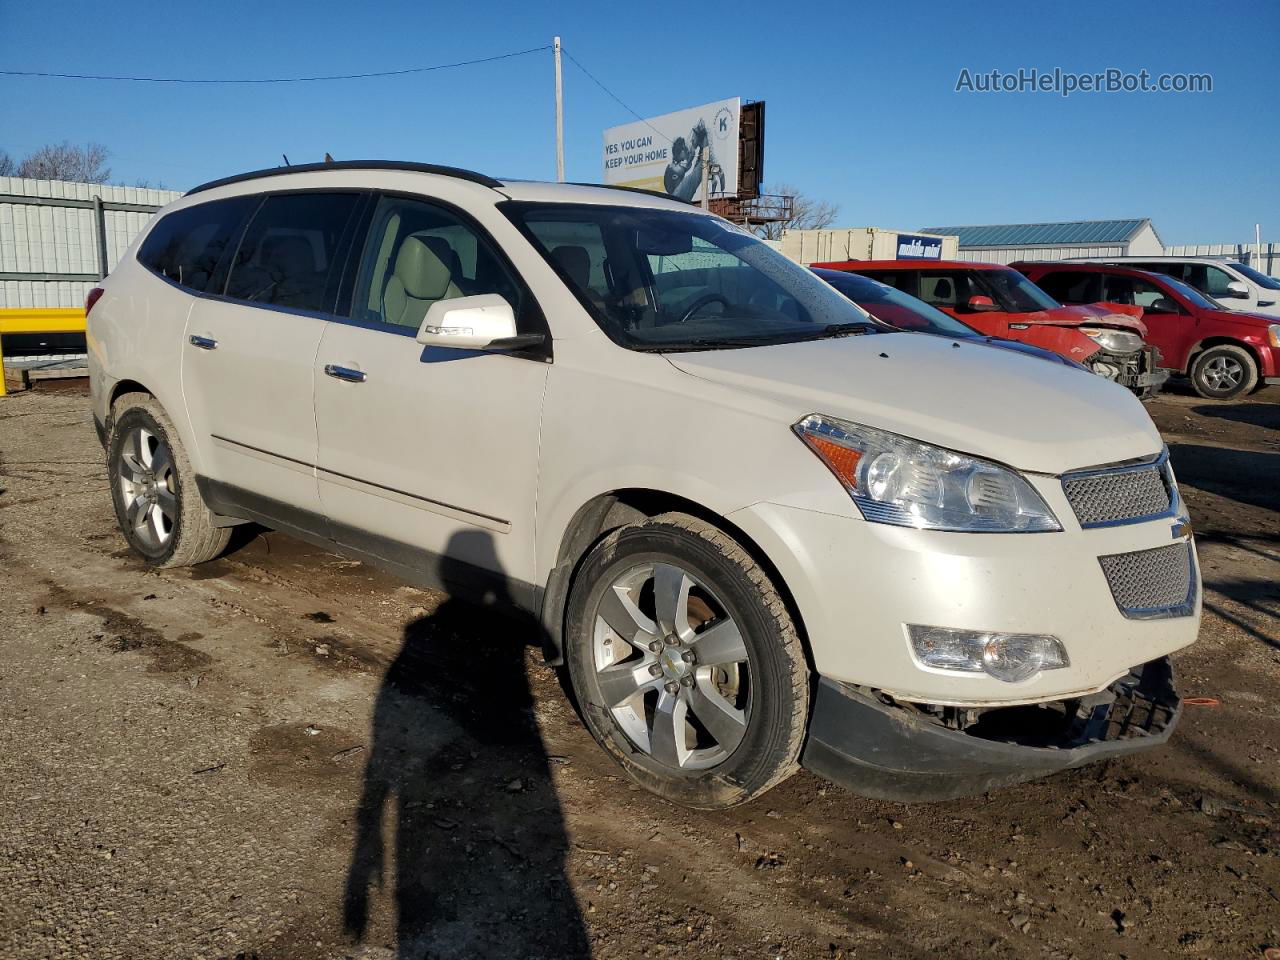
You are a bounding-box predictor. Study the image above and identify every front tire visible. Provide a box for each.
[107,393,231,567]
[566,513,809,809]
[1190,344,1258,399]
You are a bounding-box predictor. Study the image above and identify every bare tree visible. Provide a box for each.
[16,142,111,184]
[754,182,840,240]
[0,150,15,177]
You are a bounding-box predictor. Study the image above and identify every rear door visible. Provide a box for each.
[181,191,365,517]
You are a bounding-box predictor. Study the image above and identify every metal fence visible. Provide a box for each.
[0,176,180,309]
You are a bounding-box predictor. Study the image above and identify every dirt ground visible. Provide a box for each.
[0,379,1276,960]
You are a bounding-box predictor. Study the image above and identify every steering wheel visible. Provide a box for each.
[677,293,731,324]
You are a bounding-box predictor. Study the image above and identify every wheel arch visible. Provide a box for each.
[537,488,812,671]
[1185,336,1261,374]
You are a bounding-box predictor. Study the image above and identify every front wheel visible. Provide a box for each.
[566,513,809,809]
[1190,344,1258,400]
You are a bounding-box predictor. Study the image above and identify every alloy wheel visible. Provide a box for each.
[1202,355,1244,390]
[116,425,177,551]
[590,561,751,771]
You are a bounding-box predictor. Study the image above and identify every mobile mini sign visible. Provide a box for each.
[895,234,944,260]
[603,98,741,203]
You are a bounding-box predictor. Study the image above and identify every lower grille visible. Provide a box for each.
[1098,542,1196,619]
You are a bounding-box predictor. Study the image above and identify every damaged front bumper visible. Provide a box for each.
[1090,346,1168,400]
[802,657,1180,802]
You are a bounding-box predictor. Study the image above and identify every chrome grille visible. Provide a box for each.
[1062,455,1173,527]
[1099,542,1195,618]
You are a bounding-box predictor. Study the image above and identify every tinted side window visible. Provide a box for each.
[1038,271,1101,304]
[352,196,524,329]
[225,193,361,313]
[858,271,918,296]
[136,197,257,292]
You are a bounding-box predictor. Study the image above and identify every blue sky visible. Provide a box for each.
[1,0,1274,244]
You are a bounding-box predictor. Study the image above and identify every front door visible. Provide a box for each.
[181,190,364,516]
[313,194,549,601]
[1101,273,1198,371]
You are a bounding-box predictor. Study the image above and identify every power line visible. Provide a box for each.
[560,48,670,143]
[0,45,550,84]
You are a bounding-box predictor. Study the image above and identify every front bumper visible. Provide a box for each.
[1090,346,1168,399]
[802,657,1180,801]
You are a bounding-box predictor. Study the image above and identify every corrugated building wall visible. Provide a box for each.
[0,176,180,308]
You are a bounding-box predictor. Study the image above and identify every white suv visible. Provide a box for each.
[88,162,1200,807]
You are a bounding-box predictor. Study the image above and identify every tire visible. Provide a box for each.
[565,512,809,809]
[106,392,231,567]
[1190,344,1258,400]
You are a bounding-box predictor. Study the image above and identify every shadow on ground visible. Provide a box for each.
[343,531,590,960]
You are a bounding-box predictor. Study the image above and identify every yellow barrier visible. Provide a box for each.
[0,308,88,397]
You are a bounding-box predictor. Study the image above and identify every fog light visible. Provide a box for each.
[907,625,1069,683]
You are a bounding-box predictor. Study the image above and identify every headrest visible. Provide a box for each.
[418,235,462,278]
[933,278,953,299]
[262,235,314,275]
[394,236,453,300]
[551,245,591,289]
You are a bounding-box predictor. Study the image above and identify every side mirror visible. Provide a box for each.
[967,295,998,312]
[1224,280,1250,299]
[416,294,544,351]
[1146,297,1180,314]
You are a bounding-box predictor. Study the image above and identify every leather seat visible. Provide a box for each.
[382,236,462,328]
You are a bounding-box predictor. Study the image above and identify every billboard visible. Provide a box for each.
[603,98,740,203]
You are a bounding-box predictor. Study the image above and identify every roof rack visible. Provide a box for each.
[186,160,503,196]
[565,181,697,206]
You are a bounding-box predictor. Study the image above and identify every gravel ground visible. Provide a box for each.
[0,380,1276,960]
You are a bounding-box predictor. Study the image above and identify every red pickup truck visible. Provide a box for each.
[1014,261,1280,399]
[812,260,1167,398]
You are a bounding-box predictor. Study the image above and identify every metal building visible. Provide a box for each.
[920,218,1165,265]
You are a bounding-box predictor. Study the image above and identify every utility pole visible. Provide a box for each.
[554,36,565,182]
[701,152,710,211]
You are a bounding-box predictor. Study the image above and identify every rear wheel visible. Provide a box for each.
[1190,344,1258,399]
[566,513,809,809]
[107,393,231,567]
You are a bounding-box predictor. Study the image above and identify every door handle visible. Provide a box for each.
[324,364,367,383]
[189,335,218,350]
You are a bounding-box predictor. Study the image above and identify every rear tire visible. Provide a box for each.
[1189,344,1258,400]
[107,392,231,568]
[566,512,809,809]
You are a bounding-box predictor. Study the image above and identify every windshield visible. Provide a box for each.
[976,268,1061,312]
[1227,261,1280,291]
[1160,273,1224,310]
[504,203,880,350]
[814,269,978,338]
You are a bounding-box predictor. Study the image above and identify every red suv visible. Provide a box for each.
[1014,261,1280,400]
[813,260,1166,398]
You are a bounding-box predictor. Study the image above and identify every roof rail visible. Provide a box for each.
[566,181,697,206]
[186,160,503,196]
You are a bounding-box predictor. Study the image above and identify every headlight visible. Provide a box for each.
[1080,327,1144,355]
[794,414,1060,532]
[907,625,1069,683]
[1268,324,1280,348]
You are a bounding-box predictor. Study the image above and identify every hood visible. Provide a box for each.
[1205,307,1280,329]
[666,333,1162,475]
[1031,304,1148,337]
